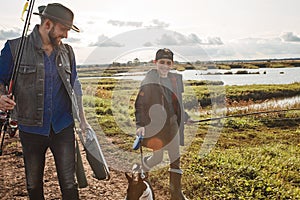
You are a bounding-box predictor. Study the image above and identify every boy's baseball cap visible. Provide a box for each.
[155,48,173,61]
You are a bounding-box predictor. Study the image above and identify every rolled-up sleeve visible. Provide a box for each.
[73,76,83,96]
[0,42,14,86]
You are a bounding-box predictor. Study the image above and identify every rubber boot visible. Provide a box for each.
[169,169,188,200]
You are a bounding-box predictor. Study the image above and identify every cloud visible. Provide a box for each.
[150,19,169,28]
[79,28,300,64]
[66,37,81,43]
[0,29,21,40]
[143,42,153,47]
[207,37,223,45]
[188,33,202,43]
[281,32,300,42]
[156,32,223,46]
[202,37,300,61]
[89,34,124,47]
[157,33,179,45]
[107,20,143,27]
[87,21,95,25]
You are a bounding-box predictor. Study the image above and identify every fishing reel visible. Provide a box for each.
[0,111,18,137]
[8,119,18,137]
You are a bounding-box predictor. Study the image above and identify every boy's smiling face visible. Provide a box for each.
[155,58,173,77]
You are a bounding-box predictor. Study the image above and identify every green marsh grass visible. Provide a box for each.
[79,77,300,199]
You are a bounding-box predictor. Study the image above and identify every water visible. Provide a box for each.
[181,67,300,85]
[82,67,300,86]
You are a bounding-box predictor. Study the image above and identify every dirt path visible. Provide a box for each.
[0,133,169,199]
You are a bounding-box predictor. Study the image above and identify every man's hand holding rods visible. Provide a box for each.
[0,95,16,111]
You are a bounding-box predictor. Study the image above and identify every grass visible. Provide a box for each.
[79,75,300,199]
[183,144,300,199]
[147,115,300,199]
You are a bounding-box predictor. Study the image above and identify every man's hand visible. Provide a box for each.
[0,95,16,111]
[136,127,145,137]
[79,119,91,134]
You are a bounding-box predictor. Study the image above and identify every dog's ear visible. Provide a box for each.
[125,172,132,182]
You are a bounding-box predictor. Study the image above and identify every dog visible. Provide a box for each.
[125,163,155,200]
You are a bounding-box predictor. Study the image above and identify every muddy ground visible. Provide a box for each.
[0,133,169,199]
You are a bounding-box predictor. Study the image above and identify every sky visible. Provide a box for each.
[1,0,300,64]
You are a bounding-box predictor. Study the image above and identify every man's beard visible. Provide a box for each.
[48,27,61,47]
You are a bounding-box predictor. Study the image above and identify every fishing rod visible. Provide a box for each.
[9,0,35,95]
[191,107,300,123]
[0,0,35,156]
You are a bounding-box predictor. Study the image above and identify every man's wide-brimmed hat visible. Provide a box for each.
[33,3,80,32]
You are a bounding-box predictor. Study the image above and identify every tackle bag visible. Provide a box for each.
[77,127,110,180]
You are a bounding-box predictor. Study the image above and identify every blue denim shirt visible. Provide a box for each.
[0,42,77,135]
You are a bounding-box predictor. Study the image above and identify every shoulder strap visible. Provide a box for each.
[64,44,74,71]
[64,44,75,86]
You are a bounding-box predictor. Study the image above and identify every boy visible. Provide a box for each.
[135,48,189,200]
